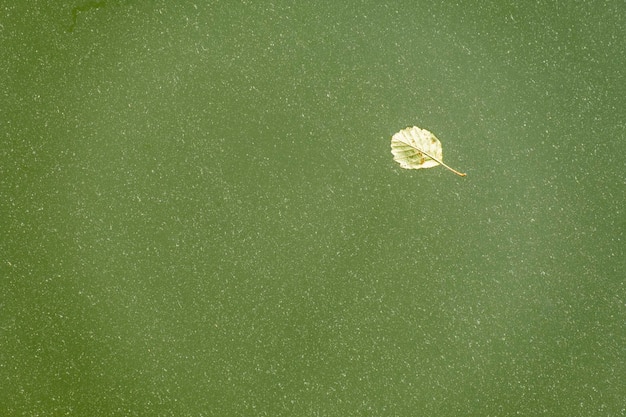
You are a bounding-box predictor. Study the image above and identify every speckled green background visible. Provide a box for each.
[2,1,624,415]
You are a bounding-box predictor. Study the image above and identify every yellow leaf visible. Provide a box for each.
[391,126,466,177]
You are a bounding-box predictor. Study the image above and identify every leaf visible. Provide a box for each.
[391,126,466,177]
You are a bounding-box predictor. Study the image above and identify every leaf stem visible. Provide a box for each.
[439,161,467,177]
[415,148,467,177]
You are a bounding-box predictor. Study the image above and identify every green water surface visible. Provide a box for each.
[1,1,624,415]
